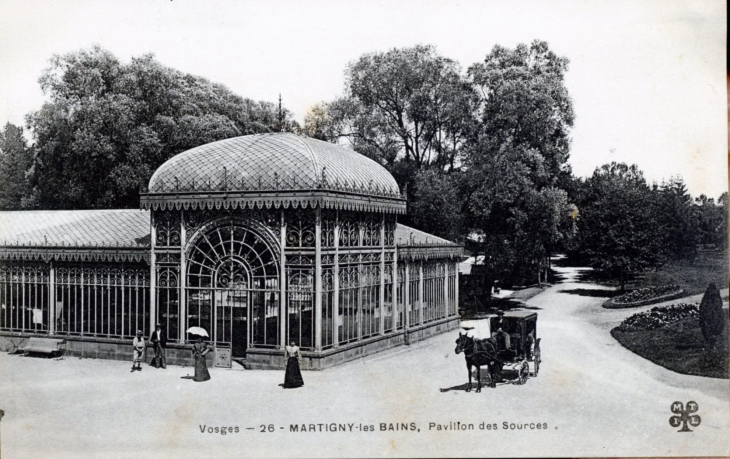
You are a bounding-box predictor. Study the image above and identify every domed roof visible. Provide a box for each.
[142,133,406,214]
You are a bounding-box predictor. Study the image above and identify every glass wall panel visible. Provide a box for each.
[52,263,149,338]
[186,221,279,351]
[286,270,313,350]
[321,270,335,349]
[396,264,405,330]
[156,267,179,342]
[383,264,394,332]
[0,264,49,333]
[408,264,420,326]
[360,264,380,338]
[338,265,359,344]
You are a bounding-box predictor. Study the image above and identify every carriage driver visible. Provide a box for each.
[491,311,512,350]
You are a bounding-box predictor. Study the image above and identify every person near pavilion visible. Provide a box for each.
[191,336,211,382]
[149,323,167,369]
[132,330,145,372]
[283,340,304,388]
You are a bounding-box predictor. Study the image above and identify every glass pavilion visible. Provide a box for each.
[0,133,463,369]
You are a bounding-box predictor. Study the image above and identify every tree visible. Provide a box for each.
[694,192,727,249]
[468,40,574,187]
[655,177,698,261]
[0,123,34,210]
[699,283,726,352]
[307,45,477,173]
[26,46,292,209]
[409,169,464,241]
[577,162,665,290]
[460,41,575,293]
[461,137,541,295]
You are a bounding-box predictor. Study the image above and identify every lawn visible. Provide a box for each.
[636,250,728,296]
[611,315,729,379]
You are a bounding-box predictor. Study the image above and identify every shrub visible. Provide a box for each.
[613,285,682,305]
[604,284,684,309]
[699,283,725,350]
[616,303,699,332]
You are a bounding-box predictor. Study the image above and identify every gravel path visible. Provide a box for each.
[1,263,728,458]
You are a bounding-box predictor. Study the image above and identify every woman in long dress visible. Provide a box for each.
[283,340,304,388]
[192,336,211,382]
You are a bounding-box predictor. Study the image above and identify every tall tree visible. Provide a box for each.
[656,177,698,261]
[26,45,293,209]
[578,162,665,290]
[306,45,477,174]
[0,123,34,210]
[461,41,575,293]
[694,193,727,249]
[468,40,574,187]
[409,169,465,241]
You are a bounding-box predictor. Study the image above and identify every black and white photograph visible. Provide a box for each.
[0,0,727,457]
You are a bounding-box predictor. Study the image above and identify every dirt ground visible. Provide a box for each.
[1,262,728,458]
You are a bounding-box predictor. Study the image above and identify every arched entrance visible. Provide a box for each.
[185,220,279,358]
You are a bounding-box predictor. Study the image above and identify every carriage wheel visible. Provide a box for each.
[518,361,529,385]
[533,349,541,376]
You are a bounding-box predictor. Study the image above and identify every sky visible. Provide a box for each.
[0,0,726,198]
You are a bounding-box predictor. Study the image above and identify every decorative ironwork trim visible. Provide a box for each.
[140,190,407,215]
[396,244,465,261]
[0,247,151,264]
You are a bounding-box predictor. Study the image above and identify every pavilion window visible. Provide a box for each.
[321,270,335,349]
[448,263,458,316]
[186,289,213,339]
[396,264,405,330]
[437,263,446,319]
[422,262,445,323]
[0,263,49,333]
[362,216,381,246]
[423,264,433,323]
[186,248,214,338]
[250,279,280,348]
[55,267,82,335]
[52,264,149,338]
[286,270,314,350]
[408,264,420,326]
[360,263,381,339]
[338,216,358,247]
[338,265,359,344]
[185,221,280,349]
[383,263,394,332]
[157,267,180,342]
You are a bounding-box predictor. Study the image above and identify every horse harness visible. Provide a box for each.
[462,336,502,364]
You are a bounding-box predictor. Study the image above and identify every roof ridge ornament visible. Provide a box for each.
[319,166,328,189]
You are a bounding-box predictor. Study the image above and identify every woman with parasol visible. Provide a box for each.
[187,327,211,382]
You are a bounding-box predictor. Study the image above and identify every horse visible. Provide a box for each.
[454,332,502,392]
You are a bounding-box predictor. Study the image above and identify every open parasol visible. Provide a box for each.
[186,326,209,338]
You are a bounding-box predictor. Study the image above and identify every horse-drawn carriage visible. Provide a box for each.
[455,310,541,391]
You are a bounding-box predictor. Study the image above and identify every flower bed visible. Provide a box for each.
[602,284,685,309]
[615,303,699,331]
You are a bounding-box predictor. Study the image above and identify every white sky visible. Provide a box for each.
[0,0,726,197]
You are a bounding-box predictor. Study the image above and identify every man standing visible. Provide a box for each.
[132,330,145,372]
[149,323,167,369]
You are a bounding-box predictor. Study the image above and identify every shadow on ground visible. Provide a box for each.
[559,288,620,298]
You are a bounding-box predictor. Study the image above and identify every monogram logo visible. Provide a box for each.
[669,401,701,432]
